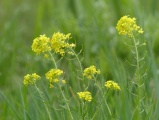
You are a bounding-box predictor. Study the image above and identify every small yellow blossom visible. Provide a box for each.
[51,32,75,56]
[49,84,54,88]
[105,80,121,91]
[116,15,144,37]
[83,65,100,79]
[62,80,66,84]
[138,29,144,34]
[31,34,51,55]
[44,54,49,59]
[67,52,75,55]
[23,73,41,86]
[77,91,92,102]
[45,69,64,88]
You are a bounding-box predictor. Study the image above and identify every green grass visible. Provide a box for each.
[1,0,159,119]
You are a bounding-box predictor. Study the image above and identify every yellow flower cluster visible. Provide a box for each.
[105,80,121,91]
[83,65,100,79]
[31,35,51,55]
[23,73,41,86]
[51,32,75,56]
[116,15,144,37]
[45,69,65,88]
[31,32,75,56]
[77,91,92,102]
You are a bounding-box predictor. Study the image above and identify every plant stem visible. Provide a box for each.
[91,80,112,120]
[132,35,143,119]
[81,102,85,120]
[59,85,74,120]
[69,48,84,90]
[49,51,57,68]
[34,84,52,120]
[132,36,140,83]
[70,48,83,79]
[49,51,73,119]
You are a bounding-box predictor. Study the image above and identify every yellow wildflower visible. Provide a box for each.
[62,80,66,84]
[49,84,54,88]
[45,69,64,88]
[31,34,51,55]
[116,15,144,37]
[51,32,75,56]
[23,73,41,86]
[44,54,49,59]
[83,65,100,79]
[105,80,121,91]
[77,91,92,102]
[138,29,144,34]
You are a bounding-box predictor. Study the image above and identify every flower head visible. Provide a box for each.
[105,80,121,91]
[51,32,75,56]
[116,15,143,37]
[23,73,41,86]
[45,69,64,88]
[31,35,51,55]
[83,65,100,79]
[77,91,92,102]
[62,80,66,84]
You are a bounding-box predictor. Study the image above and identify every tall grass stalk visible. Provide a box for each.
[20,85,26,120]
[0,91,21,120]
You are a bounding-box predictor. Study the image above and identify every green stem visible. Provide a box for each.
[91,78,112,120]
[91,89,111,120]
[34,84,52,120]
[81,102,85,120]
[70,48,83,79]
[69,48,84,91]
[59,85,74,120]
[132,36,140,82]
[49,52,73,119]
[48,51,57,68]
[94,77,112,116]
[132,35,143,119]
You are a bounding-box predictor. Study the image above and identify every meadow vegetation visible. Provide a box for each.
[0,0,159,120]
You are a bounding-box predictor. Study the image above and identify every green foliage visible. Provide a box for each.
[1,0,159,119]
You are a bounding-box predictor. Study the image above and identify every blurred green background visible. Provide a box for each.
[1,0,159,119]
